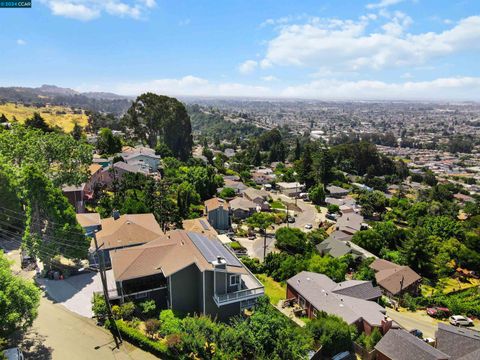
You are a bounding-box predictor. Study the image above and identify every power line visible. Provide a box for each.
[0,222,91,254]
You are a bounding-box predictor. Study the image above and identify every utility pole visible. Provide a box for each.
[93,231,122,348]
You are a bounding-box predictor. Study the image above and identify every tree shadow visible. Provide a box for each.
[11,329,53,360]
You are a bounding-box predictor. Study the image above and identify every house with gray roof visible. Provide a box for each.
[375,329,450,360]
[286,271,390,335]
[316,233,378,260]
[326,185,349,198]
[335,212,366,235]
[436,323,480,360]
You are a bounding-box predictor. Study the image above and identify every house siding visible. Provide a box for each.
[204,270,241,321]
[207,207,230,231]
[170,263,202,315]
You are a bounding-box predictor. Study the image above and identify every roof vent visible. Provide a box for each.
[306,277,311,281]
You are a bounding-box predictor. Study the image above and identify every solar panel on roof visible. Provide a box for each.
[199,219,210,231]
[188,232,242,267]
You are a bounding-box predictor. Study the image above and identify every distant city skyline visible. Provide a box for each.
[1,0,480,100]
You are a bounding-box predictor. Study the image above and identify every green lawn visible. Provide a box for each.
[257,274,286,306]
[270,200,286,210]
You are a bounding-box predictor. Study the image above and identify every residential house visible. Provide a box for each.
[182,217,219,239]
[369,259,422,298]
[229,197,257,220]
[99,161,150,188]
[375,329,450,360]
[277,182,304,197]
[110,230,265,321]
[243,188,270,211]
[94,213,163,267]
[222,179,248,194]
[316,233,377,260]
[335,213,366,235]
[120,148,161,172]
[85,163,103,195]
[251,171,275,185]
[62,183,86,213]
[453,193,474,204]
[204,198,230,231]
[286,272,391,335]
[76,212,101,236]
[326,185,349,198]
[436,323,480,360]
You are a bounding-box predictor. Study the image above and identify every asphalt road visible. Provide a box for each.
[386,308,480,339]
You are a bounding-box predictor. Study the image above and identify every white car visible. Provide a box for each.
[449,315,474,327]
[304,224,313,229]
[3,348,24,360]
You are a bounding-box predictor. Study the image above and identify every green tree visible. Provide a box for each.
[176,181,200,218]
[306,313,354,357]
[219,187,236,199]
[71,122,83,141]
[21,165,89,265]
[0,252,40,337]
[122,93,193,160]
[308,254,349,282]
[352,229,385,255]
[97,127,122,155]
[309,184,325,205]
[24,112,52,132]
[275,227,311,254]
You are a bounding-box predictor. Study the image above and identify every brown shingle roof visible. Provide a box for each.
[370,259,421,295]
[76,213,101,228]
[96,213,162,250]
[111,230,247,281]
[89,163,102,176]
[182,218,218,239]
[204,197,230,211]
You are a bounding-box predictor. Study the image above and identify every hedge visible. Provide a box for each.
[110,319,170,357]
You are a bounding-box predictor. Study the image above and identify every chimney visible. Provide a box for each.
[112,210,120,220]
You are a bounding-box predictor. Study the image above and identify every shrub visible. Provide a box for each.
[145,319,161,338]
[91,293,108,320]
[111,305,122,320]
[159,310,181,337]
[121,302,136,320]
[113,320,168,357]
[139,300,156,318]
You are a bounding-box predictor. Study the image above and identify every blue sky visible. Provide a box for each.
[1,0,480,100]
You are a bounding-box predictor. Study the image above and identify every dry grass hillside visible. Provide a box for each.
[0,102,88,132]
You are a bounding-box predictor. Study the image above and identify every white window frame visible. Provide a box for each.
[298,295,306,308]
[229,274,240,286]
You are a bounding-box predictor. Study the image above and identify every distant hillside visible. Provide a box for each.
[0,85,132,115]
[0,103,88,132]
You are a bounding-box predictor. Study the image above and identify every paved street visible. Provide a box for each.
[386,308,480,339]
[2,243,158,360]
[270,193,324,230]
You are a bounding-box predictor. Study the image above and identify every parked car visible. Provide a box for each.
[427,307,450,318]
[20,251,36,269]
[449,315,474,327]
[287,217,295,223]
[304,224,313,229]
[3,348,24,360]
[409,329,423,338]
[325,213,338,221]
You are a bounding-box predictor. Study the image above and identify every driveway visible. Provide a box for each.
[37,270,116,318]
[236,234,277,261]
[3,244,157,360]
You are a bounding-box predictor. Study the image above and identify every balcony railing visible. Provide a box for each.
[213,286,264,306]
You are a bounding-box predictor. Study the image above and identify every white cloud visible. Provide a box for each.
[48,1,100,21]
[366,0,404,9]
[260,15,480,71]
[16,39,27,46]
[112,75,272,97]
[238,60,258,74]
[89,75,480,101]
[41,0,154,21]
[281,77,480,100]
[261,75,278,82]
